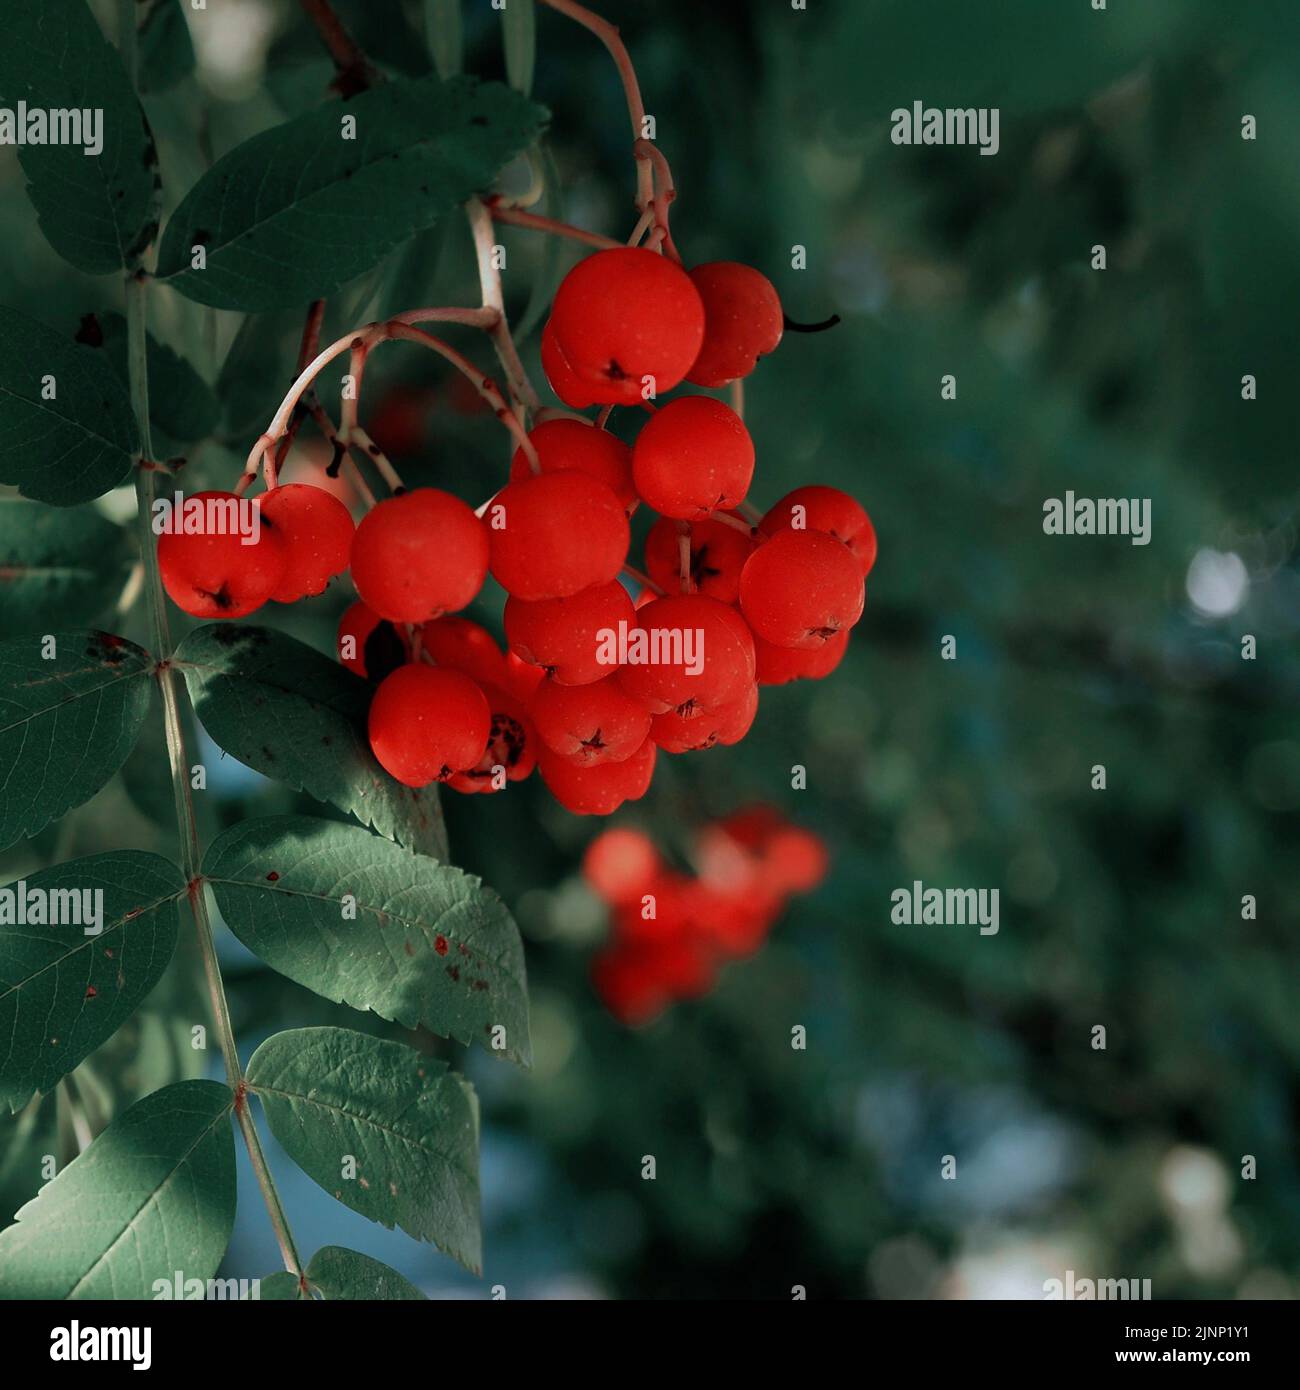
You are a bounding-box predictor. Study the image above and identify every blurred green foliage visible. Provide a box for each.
[2,0,1297,1298]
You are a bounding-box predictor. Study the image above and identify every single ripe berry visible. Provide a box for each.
[418,615,509,690]
[643,516,755,603]
[510,418,636,510]
[259,483,355,602]
[759,485,877,577]
[685,262,784,387]
[753,627,850,685]
[739,530,864,649]
[763,827,830,894]
[367,664,490,788]
[530,674,653,766]
[350,488,488,623]
[446,681,536,794]
[540,319,601,409]
[338,600,408,681]
[548,248,705,405]
[632,396,754,519]
[537,736,657,815]
[488,470,629,601]
[504,580,635,685]
[616,593,756,716]
[650,681,757,752]
[158,490,287,619]
[582,828,661,905]
[590,945,671,1026]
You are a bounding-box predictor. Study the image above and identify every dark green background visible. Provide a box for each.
[1,0,1297,1299]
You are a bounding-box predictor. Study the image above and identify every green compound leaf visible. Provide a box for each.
[175,623,447,861]
[0,1080,236,1299]
[0,851,184,1113]
[92,311,219,452]
[247,1027,481,1273]
[0,0,161,273]
[0,501,130,639]
[138,0,196,95]
[261,1245,427,1301]
[0,307,139,506]
[203,815,530,1068]
[155,75,547,310]
[0,631,154,853]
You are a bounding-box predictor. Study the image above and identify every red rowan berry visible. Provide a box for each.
[548,248,704,405]
[650,680,757,752]
[503,649,546,701]
[739,530,864,649]
[504,580,634,685]
[537,735,656,815]
[157,490,287,619]
[350,488,488,623]
[367,664,490,788]
[590,945,671,1026]
[685,262,784,388]
[616,593,756,716]
[631,395,754,519]
[582,828,661,905]
[338,600,408,681]
[763,826,830,894]
[509,418,636,510]
[487,470,629,601]
[540,319,601,409]
[417,615,509,690]
[446,681,537,794]
[643,515,755,603]
[753,626,850,685]
[530,674,653,766]
[759,484,877,576]
[259,483,355,602]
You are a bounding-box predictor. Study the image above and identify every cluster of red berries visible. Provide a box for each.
[158,247,874,815]
[583,807,829,1025]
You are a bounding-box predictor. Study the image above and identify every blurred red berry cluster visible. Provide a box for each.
[583,808,829,1026]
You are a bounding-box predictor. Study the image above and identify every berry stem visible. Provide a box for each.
[538,0,659,215]
[467,196,541,413]
[483,198,624,251]
[729,377,744,421]
[708,509,757,537]
[620,564,665,597]
[241,306,502,492]
[385,321,541,470]
[676,520,693,594]
[119,0,303,1282]
[299,0,381,93]
[269,298,327,483]
[736,498,763,526]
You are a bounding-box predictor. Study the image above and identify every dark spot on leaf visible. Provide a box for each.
[472,979,489,991]
[434,935,449,956]
[447,965,460,981]
[261,744,276,762]
[471,115,488,127]
[266,871,279,882]
[85,985,97,999]
[404,940,415,956]
[74,313,103,347]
